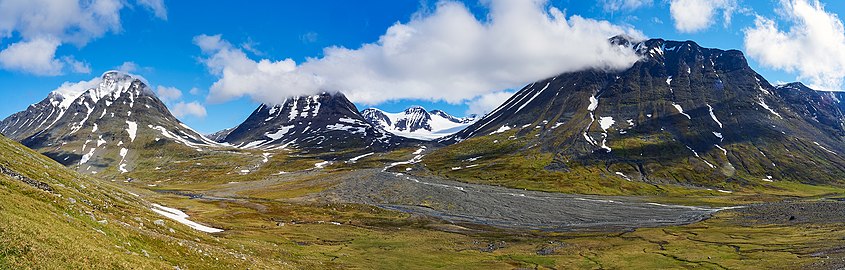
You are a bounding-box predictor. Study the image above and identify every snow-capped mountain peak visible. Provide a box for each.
[49,71,148,110]
[218,92,403,150]
[361,106,476,140]
[0,71,220,174]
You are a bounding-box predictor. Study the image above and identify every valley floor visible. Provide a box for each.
[5,142,845,269]
[119,160,845,269]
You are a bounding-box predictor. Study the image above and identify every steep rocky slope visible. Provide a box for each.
[428,38,845,192]
[0,71,221,174]
[219,92,405,151]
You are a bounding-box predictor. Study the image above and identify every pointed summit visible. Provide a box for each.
[219,92,403,151]
[0,72,220,174]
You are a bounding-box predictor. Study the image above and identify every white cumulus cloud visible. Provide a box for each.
[156,86,183,103]
[0,37,64,75]
[669,0,737,33]
[744,0,845,90]
[63,56,91,74]
[196,0,644,107]
[117,61,138,73]
[466,91,516,116]
[136,0,167,20]
[0,0,164,75]
[171,101,207,119]
[51,77,103,101]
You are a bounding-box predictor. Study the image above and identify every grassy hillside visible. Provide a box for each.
[0,134,288,269]
[418,127,845,204]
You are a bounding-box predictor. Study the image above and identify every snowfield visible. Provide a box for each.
[151,204,223,233]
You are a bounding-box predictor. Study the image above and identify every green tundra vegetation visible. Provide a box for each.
[2,134,845,269]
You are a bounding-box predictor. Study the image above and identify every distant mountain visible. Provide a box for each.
[361,106,476,140]
[430,37,845,188]
[0,71,220,174]
[775,82,845,137]
[206,127,234,142]
[218,92,406,151]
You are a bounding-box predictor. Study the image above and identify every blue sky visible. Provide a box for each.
[1,0,844,133]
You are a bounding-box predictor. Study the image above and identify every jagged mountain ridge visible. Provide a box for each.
[206,127,234,142]
[0,71,220,174]
[219,92,405,151]
[774,82,845,137]
[432,38,845,188]
[361,106,476,140]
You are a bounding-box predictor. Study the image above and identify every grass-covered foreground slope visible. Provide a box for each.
[0,134,290,269]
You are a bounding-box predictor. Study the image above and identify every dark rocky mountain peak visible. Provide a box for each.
[220,92,405,151]
[434,37,845,186]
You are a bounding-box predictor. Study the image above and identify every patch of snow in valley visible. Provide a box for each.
[383,153,425,172]
[150,204,223,233]
[348,152,375,163]
[315,161,331,169]
[615,172,631,181]
[79,148,96,165]
[118,147,129,173]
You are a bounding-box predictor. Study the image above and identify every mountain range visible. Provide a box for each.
[3,38,845,190]
[361,106,476,140]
